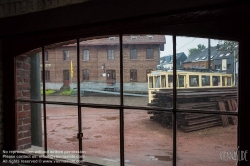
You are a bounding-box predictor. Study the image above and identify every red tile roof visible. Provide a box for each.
[65,35,165,46]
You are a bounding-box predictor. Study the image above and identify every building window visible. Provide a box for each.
[130,49,137,59]
[82,69,89,81]
[108,49,114,60]
[146,48,154,59]
[130,69,137,81]
[45,51,48,61]
[146,69,153,81]
[63,50,70,61]
[41,70,50,82]
[83,50,89,61]
[215,64,221,70]
[227,64,231,69]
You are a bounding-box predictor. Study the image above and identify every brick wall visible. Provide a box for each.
[43,44,159,86]
[0,39,3,151]
[15,55,32,150]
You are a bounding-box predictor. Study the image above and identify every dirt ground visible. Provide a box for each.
[42,96,237,166]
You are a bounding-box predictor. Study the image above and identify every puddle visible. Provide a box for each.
[146,155,172,161]
[62,126,74,130]
[83,127,91,130]
[65,136,77,142]
[94,135,102,138]
[102,116,119,120]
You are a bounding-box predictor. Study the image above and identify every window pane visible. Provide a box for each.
[177,113,238,166]
[15,49,43,101]
[82,108,120,165]
[125,109,173,166]
[16,102,44,151]
[46,104,79,153]
[176,36,238,112]
[45,40,78,103]
[123,35,172,107]
[80,36,120,105]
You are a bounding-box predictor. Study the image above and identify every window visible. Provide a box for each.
[227,64,231,69]
[189,75,199,87]
[14,36,239,166]
[41,70,50,82]
[202,75,210,86]
[215,64,221,70]
[63,50,70,61]
[45,51,48,61]
[146,48,154,59]
[130,69,137,81]
[130,49,137,59]
[82,69,89,81]
[212,76,220,86]
[107,49,114,60]
[83,49,89,61]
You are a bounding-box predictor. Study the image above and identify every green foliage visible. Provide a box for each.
[188,44,206,56]
[60,89,73,95]
[41,89,55,95]
[217,40,238,60]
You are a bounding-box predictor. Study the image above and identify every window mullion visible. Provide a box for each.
[42,46,48,155]
[172,35,177,166]
[119,34,125,166]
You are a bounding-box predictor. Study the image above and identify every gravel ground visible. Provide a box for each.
[41,96,237,166]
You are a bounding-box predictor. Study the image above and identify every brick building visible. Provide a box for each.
[43,35,165,90]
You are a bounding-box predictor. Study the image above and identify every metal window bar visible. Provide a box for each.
[42,46,48,156]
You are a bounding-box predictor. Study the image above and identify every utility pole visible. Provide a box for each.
[208,39,211,70]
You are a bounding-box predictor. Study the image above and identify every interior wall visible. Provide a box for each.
[0,0,90,18]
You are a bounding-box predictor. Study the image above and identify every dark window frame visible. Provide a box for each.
[146,48,154,59]
[130,69,137,81]
[83,49,89,61]
[63,50,70,61]
[107,49,114,60]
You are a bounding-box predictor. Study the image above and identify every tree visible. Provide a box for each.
[217,41,238,60]
[188,44,206,55]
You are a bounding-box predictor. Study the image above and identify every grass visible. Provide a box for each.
[41,89,55,95]
[60,89,73,95]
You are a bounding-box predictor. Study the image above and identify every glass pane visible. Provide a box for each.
[46,104,78,154]
[176,36,238,112]
[15,49,42,101]
[80,36,120,105]
[45,40,78,103]
[177,113,238,166]
[17,102,44,152]
[125,109,173,166]
[81,108,120,165]
[123,35,173,107]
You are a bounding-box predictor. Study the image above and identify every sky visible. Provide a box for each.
[160,36,221,57]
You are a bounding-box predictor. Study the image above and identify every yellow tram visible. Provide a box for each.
[147,70,234,103]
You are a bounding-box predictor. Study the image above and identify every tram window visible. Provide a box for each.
[189,75,199,87]
[168,75,173,87]
[212,76,220,86]
[161,75,166,88]
[149,76,153,88]
[202,76,210,86]
[179,75,184,87]
[222,76,226,86]
[227,77,232,86]
[156,76,160,88]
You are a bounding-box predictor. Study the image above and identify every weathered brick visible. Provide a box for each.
[22,118,31,125]
[23,63,30,69]
[16,83,30,90]
[18,124,31,132]
[23,104,31,111]
[22,91,30,98]
[18,111,30,119]
[18,137,31,146]
[16,76,23,83]
[16,62,23,68]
